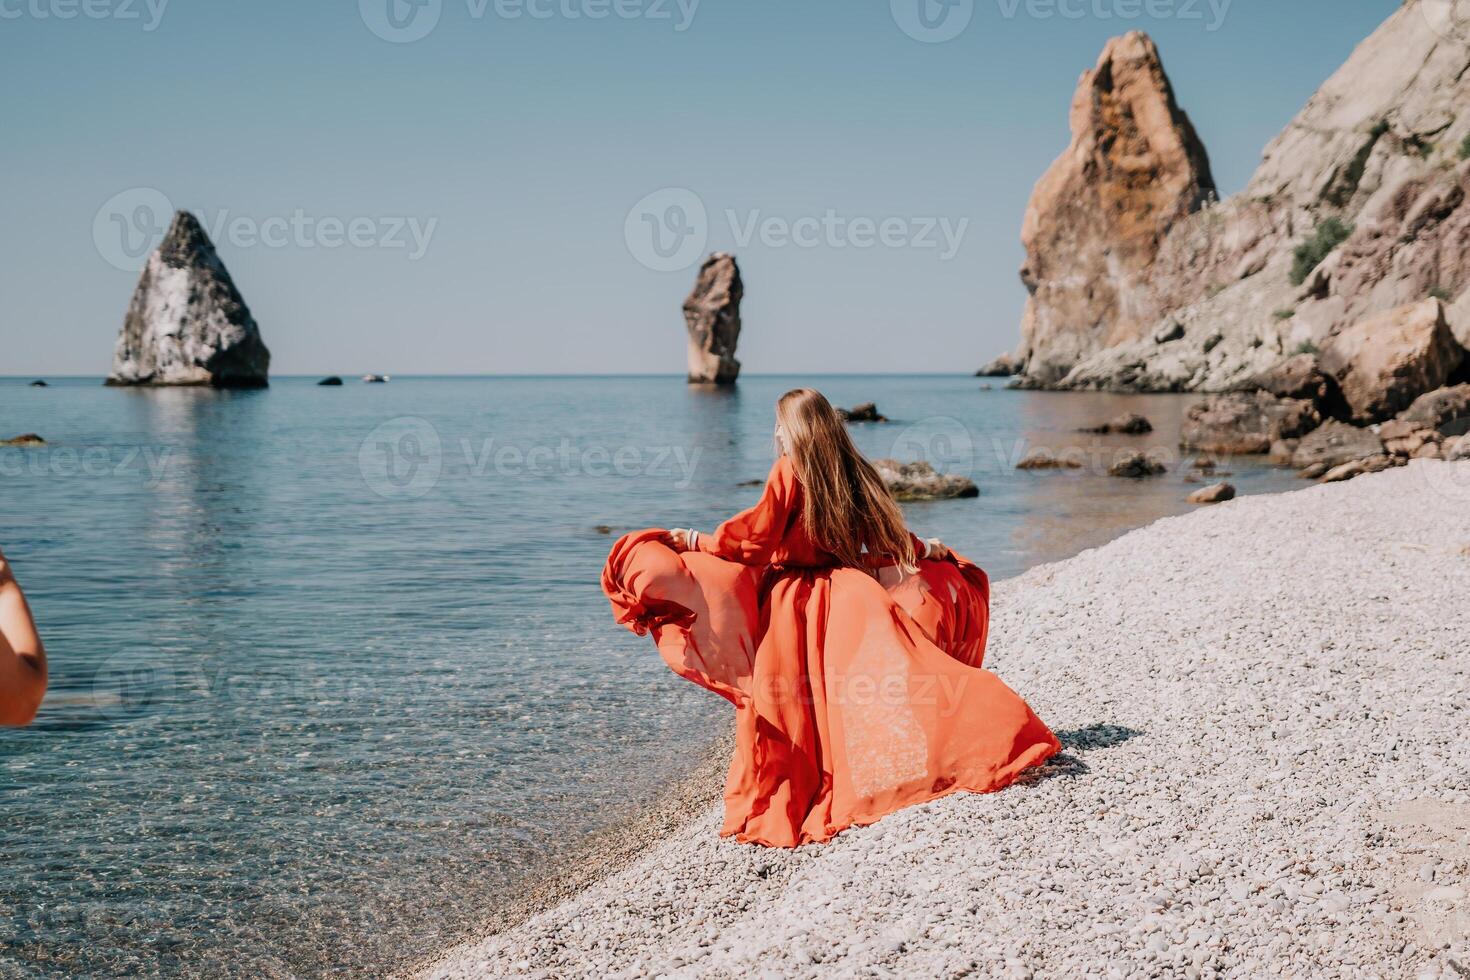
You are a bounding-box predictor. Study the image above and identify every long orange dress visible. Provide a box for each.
[602,456,1059,847]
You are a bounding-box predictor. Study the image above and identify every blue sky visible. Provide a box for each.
[1,0,1398,376]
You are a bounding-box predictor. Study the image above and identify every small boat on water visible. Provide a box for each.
[362,374,390,383]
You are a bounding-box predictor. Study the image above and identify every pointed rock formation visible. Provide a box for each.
[683,253,742,385]
[107,211,270,388]
[1015,3,1470,394]
[1016,31,1216,386]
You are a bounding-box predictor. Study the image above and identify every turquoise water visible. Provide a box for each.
[0,376,1301,977]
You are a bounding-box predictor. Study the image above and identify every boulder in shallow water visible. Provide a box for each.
[106,211,270,388]
[317,376,344,386]
[1108,451,1166,478]
[1016,448,1083,470]
[1290,419,1384,470]
[684,253,742,385]
[1180,391,1320,455]
[1,434,45,447]
[837,403,887,423]
[1318,299,1463,424]
[1080,413,1152,435]
[871,459,979,501]
[1187,482,1235,504]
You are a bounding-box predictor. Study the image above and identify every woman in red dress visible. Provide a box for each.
[602,388,1058,847]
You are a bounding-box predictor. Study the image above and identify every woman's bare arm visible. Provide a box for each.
[0,548,47,725]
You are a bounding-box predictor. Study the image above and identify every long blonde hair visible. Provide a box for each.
[775,388,916,571]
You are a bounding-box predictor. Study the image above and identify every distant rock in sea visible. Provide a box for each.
[318,376,344,386]
[28,380,47,388]
[976,354,1018,377]
[837,403,887,423]
[684,253,742,385]
[2,434,45,447]
[106,211,270,388]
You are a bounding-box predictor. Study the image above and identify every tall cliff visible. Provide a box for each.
[108,211,270,388]
[1017,31,1216,386]
[1013,1,1470,392]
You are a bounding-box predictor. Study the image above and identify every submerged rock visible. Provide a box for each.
[1108,452,1166,478]
[1016,448,1083,470]
[1180,392,1320,455]
[1318,299,1463,424]
[684,253,742,385]
[1187,482,1235,504]
[1080,413,1152,435]
[106,211,270,388]
[871,460,979,501]
[837,403,887,423]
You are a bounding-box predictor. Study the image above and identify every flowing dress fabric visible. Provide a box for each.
[602,457,1060,847]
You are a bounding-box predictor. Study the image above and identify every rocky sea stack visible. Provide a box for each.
[107,211,270,388]
[683,253,742,385]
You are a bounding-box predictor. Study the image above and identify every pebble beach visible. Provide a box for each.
[421,460,1470,979]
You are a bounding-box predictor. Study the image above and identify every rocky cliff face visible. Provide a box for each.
[684,252,742,385]
[107,211,270,388]
[1013,2,1470,392]
[1016,31,1216,386]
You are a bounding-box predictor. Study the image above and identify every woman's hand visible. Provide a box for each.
[663,528,698,552]
[924,538,951,561]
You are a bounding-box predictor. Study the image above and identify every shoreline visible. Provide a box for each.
[418,460,1470,978]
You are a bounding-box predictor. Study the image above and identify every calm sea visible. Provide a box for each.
[0,375,1300,977]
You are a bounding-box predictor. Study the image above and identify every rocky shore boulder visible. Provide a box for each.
[1247,354,1334,405]
[1289,419,1384,470]
[1015,31,1216,386]
[1180,391,1320,455]
[976,354,1019,377]
[1,434,45,447]
[1397,383,1470,432]
[1108,452,1166,478]
[871,460,979,501]
[684,253,742,385]
[1187,482,1235,504]
[1318,299,1462,424]
[106,211,270,388]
